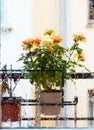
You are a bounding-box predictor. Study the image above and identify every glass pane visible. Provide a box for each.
[89,0,94,20]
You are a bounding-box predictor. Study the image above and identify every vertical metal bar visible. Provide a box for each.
[74,100,77,127]
[62,71,64,108]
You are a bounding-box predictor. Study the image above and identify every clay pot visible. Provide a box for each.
[1,97,21,122]
[39,90,63,115]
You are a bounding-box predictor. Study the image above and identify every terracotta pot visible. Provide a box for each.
[39,90,63,115]
[1,97,21,122]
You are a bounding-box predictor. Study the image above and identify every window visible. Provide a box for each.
[88,89,94,126]
[88,0,94,27]
[0,0,12,33]
[89,0,94,20]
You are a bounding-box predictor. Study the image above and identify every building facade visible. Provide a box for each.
[0,0,94,128]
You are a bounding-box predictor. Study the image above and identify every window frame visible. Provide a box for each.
[87,0,94,28]
[88,89,94,127]
[0,0,12,33]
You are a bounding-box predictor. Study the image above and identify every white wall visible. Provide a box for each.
[1,0,94,128]
[71,0,94,72]
[1,0,32,69]
[62,0,94,128]
[32,0,60,36]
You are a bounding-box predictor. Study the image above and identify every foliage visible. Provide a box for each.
[19,29,89,91]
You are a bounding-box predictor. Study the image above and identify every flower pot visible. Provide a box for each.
[39,90,62,115]
[1,97,21,122]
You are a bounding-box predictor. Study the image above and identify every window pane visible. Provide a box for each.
[89,0,94,20]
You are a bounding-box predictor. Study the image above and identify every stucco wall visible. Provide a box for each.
[1,0,32,68]
[71,0,94,71]
[62,0,94,128]
[32,0,60,36]
[0,0,94,128]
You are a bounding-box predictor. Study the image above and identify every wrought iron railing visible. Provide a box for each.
[0,69,94,128]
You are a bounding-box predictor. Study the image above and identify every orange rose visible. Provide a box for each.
[51,34,62,44]
[33,38,41,46]
[22,38,34,44]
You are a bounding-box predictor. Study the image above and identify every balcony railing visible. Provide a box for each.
[0,69,94,128]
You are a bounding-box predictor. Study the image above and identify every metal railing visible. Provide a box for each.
[0,69,94,128]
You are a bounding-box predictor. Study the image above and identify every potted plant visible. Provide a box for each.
[18,29,89,115]
[1,65,21,122]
